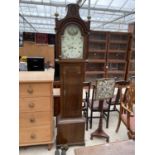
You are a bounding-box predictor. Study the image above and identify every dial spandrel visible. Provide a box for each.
[61,24,84,59]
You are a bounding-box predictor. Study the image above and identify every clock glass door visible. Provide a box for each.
[61,24,84,59]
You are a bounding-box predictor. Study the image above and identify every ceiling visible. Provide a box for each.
[19,0,135,34]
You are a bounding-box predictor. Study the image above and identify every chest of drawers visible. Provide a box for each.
[19,71,54,150]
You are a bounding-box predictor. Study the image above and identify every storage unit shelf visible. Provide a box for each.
[89,40,106,43]
[87,59,106,63]
[89,49,107,53]
[128,22,135,79]
[129,71,135,74]
[86,71,105,75]
[109,40,128,44]
[108,59,126,63]
[108,71,125,74]
[108,50,126,53]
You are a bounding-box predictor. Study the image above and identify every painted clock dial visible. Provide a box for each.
[61,24,84,59]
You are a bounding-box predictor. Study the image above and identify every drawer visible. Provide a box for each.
[20,112,51,128]
[19,83,52,97]
[20,126,51,145]
[20,97,51,112]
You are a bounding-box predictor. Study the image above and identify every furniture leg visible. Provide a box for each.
[90,111,93,129]
[86,107,88,131]
[128,131,135,140]
[48,144,53,150]
[113,88,121,111]
[115,116,121,132]
[106,99,111,128]
[56,116,58,127]
[106,111,110,128]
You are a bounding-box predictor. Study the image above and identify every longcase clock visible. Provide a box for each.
[55,4,90,146]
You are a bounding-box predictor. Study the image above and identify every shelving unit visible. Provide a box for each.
[86,31,107,81]
[128,22,135,78]
[85,31,132,81]
[107,32,130,80]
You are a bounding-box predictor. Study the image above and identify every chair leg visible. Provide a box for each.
[86,109,88,130]
[106,111,110,128]
[115,116,121,132]
[90,111,93,129]
[106,99,111,128]
[128,131,135,140]
[84,110,86,117]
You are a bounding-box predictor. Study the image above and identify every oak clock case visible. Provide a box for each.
[55,4,90,147]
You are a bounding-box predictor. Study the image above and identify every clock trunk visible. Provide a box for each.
[60,62,84,118]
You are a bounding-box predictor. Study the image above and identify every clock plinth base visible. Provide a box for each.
[56,117,85,146]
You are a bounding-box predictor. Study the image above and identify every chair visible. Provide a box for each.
[129,76,135,83]
[89,78,115,129]
[128,76,135,105]
[115,82,135,139]
[82,81,91,130]
[109,80,130,112]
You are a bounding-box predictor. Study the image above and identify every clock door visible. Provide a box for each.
[60,62,84,118]
[61,24,84,59]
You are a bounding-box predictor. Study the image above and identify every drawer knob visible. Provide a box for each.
[30,117,35,123]
[30,133,36,139]
[29,102,35,108]
[27,86,33,94]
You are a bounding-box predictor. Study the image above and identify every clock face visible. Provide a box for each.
[61,24,84,59]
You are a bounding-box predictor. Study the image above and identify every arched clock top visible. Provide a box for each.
[59,22,87,36]
[55,3,90,60]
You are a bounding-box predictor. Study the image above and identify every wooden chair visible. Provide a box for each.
[82,81,91,130]
[109,80,130,112]
[89,78,115,129]
[115,83,135,139]
[129,76,135,84]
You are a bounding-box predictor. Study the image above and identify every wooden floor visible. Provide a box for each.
[75,140,134,155]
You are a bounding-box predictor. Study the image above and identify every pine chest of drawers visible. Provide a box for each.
[19,71,54,150]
